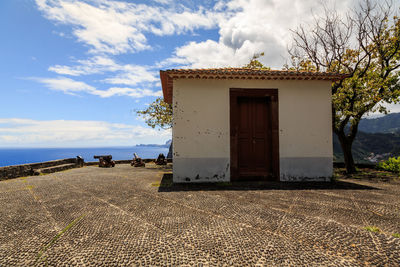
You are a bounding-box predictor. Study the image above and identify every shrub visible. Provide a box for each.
[376,157,400,174]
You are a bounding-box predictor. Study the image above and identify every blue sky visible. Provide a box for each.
[0,0,397,147]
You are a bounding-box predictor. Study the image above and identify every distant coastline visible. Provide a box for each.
[136,139,172,148]
[135,144,169,148]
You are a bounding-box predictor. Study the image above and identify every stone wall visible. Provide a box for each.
[85,159,173,166]
[1,158,173,181]
[0,158,78,181]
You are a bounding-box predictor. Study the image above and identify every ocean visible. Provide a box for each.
[0,146,169,167]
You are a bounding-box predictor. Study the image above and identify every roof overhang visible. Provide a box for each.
[160,68,349,104]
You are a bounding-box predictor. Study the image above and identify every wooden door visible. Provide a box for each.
[230,89,279,181]
[237,97,271,177]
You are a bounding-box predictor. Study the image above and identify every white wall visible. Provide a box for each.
[172,78,333,182]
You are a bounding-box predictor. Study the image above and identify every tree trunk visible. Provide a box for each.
[337,133,356,174]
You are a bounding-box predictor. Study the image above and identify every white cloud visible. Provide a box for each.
[35,0,367,99]
[33,76,161,98]
[101,65,158,86]
[36,0,221,55]
[164,0,358,68]
[152,0,172,5]
[37,0,362,71]
[48,56,120,76]
[48,55,158,86]
[0,118,171,147]
[91,87,162,98]
[33,76,96,95]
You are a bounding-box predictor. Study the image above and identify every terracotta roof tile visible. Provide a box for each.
[160,68,349,104]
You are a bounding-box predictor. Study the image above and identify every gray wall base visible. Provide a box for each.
[173,158,230,183]
[173,157,332,183]
[280,157,332,182]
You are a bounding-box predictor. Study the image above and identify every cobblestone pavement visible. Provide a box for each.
[1,164,400,266]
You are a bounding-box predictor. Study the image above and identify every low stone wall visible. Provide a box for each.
[85,158,172,166]
[1,157,173,180]
[0,158,78,181]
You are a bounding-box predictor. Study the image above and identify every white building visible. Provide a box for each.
[160,68,347,183]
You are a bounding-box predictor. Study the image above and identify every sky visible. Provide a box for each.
[0,0,399,148]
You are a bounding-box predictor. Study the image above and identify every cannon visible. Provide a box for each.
[76,156,84,167]
[94,155,115,168]
[131,153,145,167]
[155,153,167,165]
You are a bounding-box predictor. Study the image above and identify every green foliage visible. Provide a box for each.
[243,52,271,69]
[393,233,400,238]
[283,58,318,72]
[364,226,381,233]
[289,1,400,173]
[377,157,400,173]
[136,97,172,129]
[331,54,400,132]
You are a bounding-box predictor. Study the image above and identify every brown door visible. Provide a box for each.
[237,97,272,177]
[230,88,279,181]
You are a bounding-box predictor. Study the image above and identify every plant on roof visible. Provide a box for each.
[243,52,271,70]
[288,0,400,174]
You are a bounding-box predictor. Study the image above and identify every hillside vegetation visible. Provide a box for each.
[334,113,400,163]
[358,113,400,133]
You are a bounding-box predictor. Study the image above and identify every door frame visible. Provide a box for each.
[230,88,280,181]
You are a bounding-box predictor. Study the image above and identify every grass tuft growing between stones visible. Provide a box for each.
[35,214,86,265]
[151,182,161,187]
[364,226,381,233]
[216,182,232,186]
[392,233,400,238]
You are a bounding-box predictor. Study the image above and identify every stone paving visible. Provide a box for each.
[0,164,399,266]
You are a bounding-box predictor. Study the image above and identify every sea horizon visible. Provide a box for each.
[0,146,169,167]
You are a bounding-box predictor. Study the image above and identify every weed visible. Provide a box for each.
[331,173,340,181]
[392,233,400,238]
[216,182,232,186]
[364,226,381,233]
[35,214,85,264]
[151,181,172,188]
[151,182,161,187]
[375,172,389,176]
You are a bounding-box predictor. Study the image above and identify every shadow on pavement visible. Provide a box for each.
[158,173,378,192]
